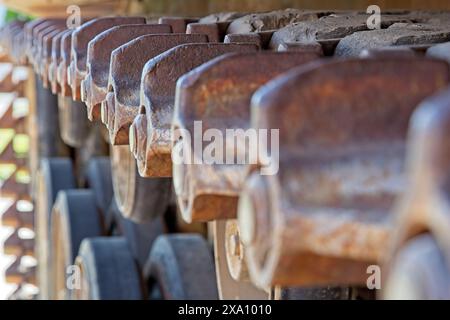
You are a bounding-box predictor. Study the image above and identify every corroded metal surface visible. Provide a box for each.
[49,29,71,94]
[383,87,450,298]
[58,30,74,97]
[238,58,450,288]
[41,28,66,88]
[4,9,450,300]
[186,22,230,42]
[158,17,198,33]
[68,17,146,100]
[32,21,66,72]
[172,51,319,222]
[131,43,258,178]
[82,24,172,121]
[26,19,64,65]
[104,33,208,145]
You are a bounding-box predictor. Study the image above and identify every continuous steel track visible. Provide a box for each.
[2,8,450,300]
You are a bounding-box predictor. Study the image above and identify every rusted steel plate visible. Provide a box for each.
[31,23,57,69]
[200,12,247,23]
[68,17,146,101]
[130,43,258,178]
[31,20,65,70]
[49,29,71,94]
[224,31,274,49]
[171,51,319,222]
[41,27,66,88]
[237,57,450,288]
[82,24,172,121]
[57,30,74,97]
[24,18,46,54]
[382,87,450,299]
[336,23,450,57]
[103,33,208,145]
[157,12,243,35]
[49,19,92,95]
[26,18,63,64]
[158,17,199,33]
[169,12,270,48]
[37,25,66,73]
[33,24,63,72]
[186,22,231,42]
